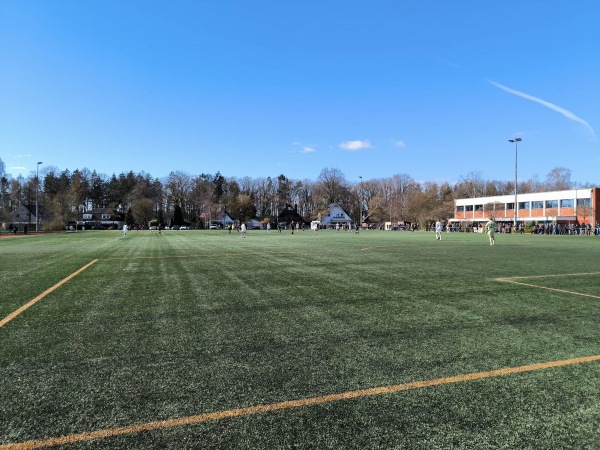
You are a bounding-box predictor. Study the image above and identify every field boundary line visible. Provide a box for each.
[496,272,600,300]
[497,271,600,280]
[3,353,600,449]
[0,260,99,329]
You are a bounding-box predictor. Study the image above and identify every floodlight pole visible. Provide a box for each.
[36,161,43,232]
[509,138,521,233]
[358,176,363,228]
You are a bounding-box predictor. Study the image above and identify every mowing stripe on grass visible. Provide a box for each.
[0,260,98,329]
[101,251,296,261]
[496,272,600,300]
[3,354,600,449]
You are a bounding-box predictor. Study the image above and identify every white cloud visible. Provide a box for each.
[13,154,31,158]
[339,140,373,151]
[488,80,596,139]
[293,142,317,154]
[9,166,27,171]
[394,140,407,149]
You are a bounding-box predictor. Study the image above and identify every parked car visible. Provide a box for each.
[210,225,219,229]
[172,225,180,230]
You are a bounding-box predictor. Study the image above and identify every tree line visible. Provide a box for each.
[0,157,590,229]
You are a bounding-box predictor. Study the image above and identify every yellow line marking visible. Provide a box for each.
[3,354,600,449]
[496,272,600,300]
[0,260,98,329]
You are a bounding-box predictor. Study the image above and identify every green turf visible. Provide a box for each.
[1,229,600,448]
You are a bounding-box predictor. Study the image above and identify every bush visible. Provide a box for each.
[47,218,66,231]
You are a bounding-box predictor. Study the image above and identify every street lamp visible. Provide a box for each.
[358,176,363,228]
[508,138,522,232]
[36,161,43,232]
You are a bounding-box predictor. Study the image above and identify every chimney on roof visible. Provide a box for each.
[294,204,298,212]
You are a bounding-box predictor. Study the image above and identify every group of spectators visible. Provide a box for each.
[458,221,600,235]
[1,223,27,235]
[530,223,599,235]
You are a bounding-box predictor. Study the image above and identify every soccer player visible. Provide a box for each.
[484,216,496,246]
[435,220,443,240]
[123,224,128,238]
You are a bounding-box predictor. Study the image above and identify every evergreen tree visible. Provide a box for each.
[125,208,135,226]
[173,203,184,226]
[157,207,165,227]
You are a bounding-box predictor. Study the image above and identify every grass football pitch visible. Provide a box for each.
[1,229,600,449]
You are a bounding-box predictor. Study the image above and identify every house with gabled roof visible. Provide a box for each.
[210,212,235,229]
[277,204,306,227]
[9,204,40,228]
[320,203,352,228]
[81,208,124,229]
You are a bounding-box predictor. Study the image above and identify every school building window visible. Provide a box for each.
[465,205,474,212]
[545,200,558,208]
[456,205,464,213]
[577,198,591,207]
[475,204,483,212]
[532,201,543,209]
[518,201,530,210]
[506,203,514,210]
[560,199,574,208]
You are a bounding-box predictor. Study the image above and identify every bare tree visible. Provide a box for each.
[454,171,486,199]
[252,177,270,219]
[229,194,256,223]
[366,194,388,223]
[484,179,513,196]
[314,168,349,207]
[390,173,419,222]
[358,179,379,215]
[291,179,315,219]
[519,174,545,194]
[545,167,573,191]
[132,198,155,226]
[164,171,193,221]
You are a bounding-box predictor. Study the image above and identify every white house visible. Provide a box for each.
[320,203,352,228]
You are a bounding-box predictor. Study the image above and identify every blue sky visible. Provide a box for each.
[1,1,598,185]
